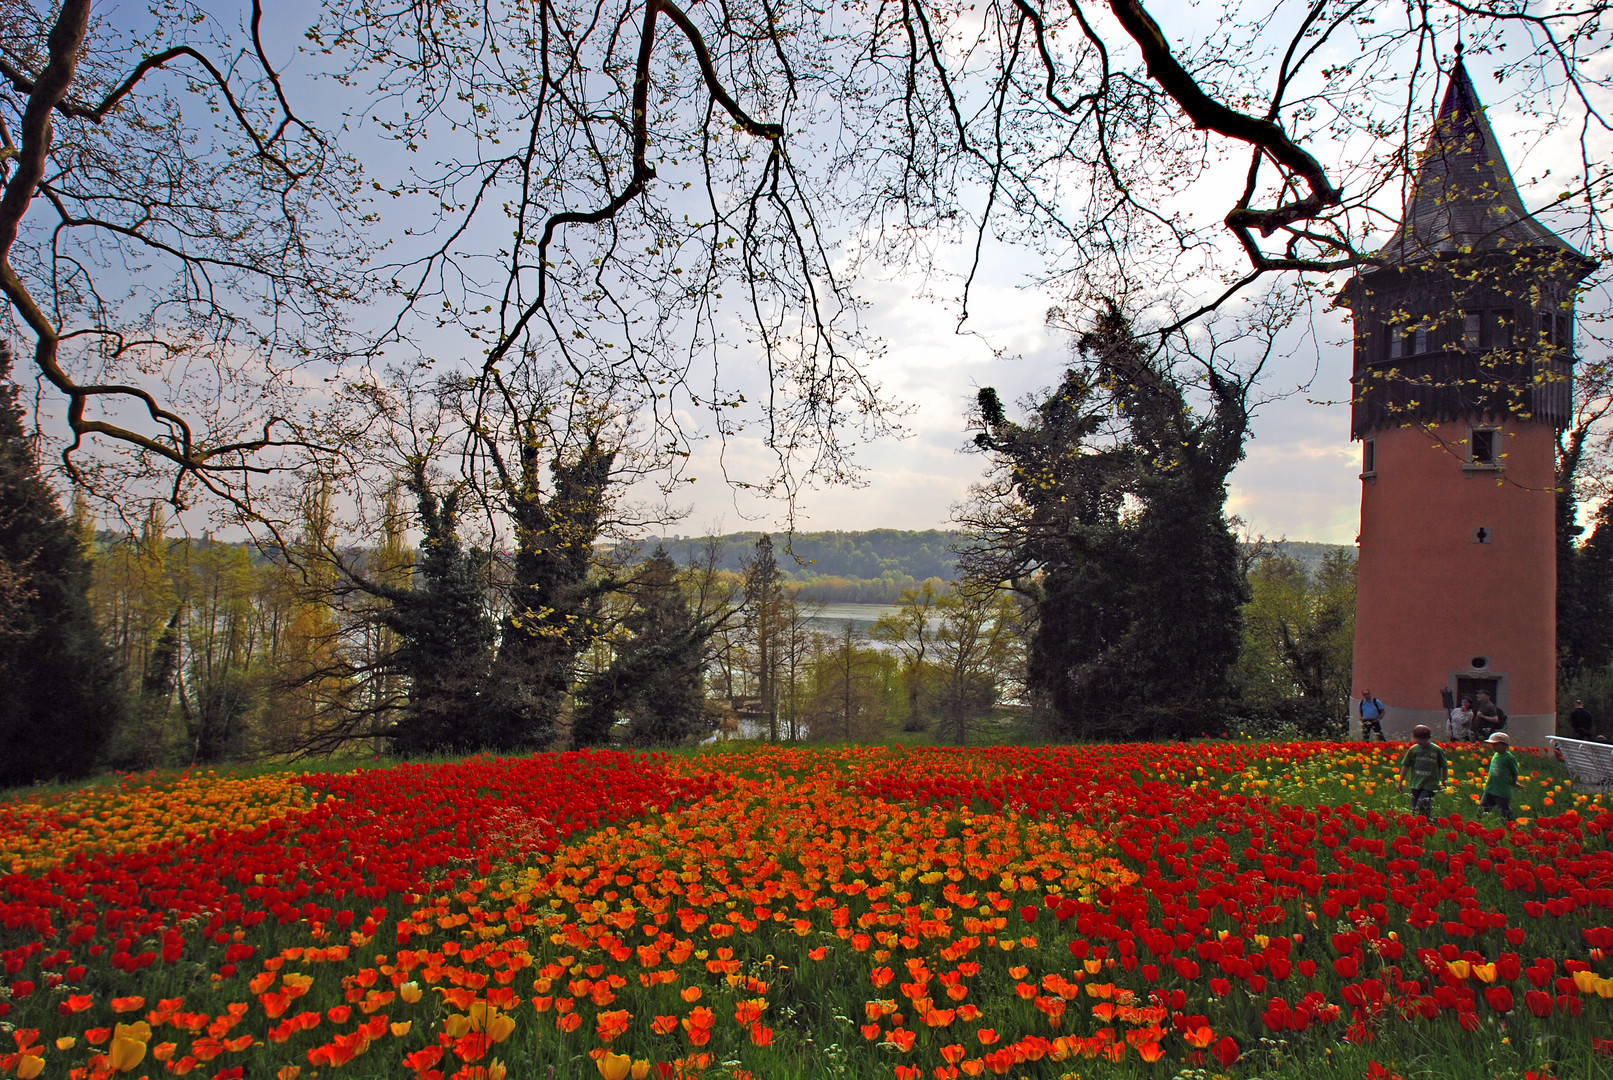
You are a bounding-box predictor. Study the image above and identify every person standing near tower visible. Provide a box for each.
[1449,695,1475,742]
[1474,690,1506,741]
[1569,700,1595,741]
[1359,689,1387,742]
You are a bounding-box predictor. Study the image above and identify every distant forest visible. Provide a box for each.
[629,530,962,580]
[1269,541,1354,578]
[618,531,1352,604]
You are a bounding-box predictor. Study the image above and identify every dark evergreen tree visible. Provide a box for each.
[485,433,617,749]
[369,465,498,755]
[1562,512,1613,678]
[969,303,1249,740]
[1557,477,1613,681]
[0,344,124,785]
[573,547,711,747]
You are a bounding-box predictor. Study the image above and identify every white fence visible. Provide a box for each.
[1545,736,1613,790]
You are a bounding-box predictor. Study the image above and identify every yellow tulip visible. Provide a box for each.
[1472,963,1497,984]
[113,1021,152,1043]
[597,1052,632,1080]
[399,981,422,1004]
[486,1011,516,1044]
[631,1061,651,1080]
[55,1037,76,1051]
[1574,970,1598,993]
[1447,960,1471,980]
[108,1036,147,1073]
[1596,978,1613,1000]
[390,1021,412,1038]
[487,1060,507,1080]
[444,1014,472,1038]
[16,1055,44,1080]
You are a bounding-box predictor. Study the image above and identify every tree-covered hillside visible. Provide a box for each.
[626,530,964,582]
[623,531,1352,586]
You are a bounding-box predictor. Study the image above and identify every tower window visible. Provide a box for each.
[1384,321,1428,359]
[1487,310,1514,349]
[1362,438,1377,478]
[1462,312,1482,348]
[1469,427,1499,468]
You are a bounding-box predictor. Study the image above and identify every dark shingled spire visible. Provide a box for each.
[1382,59,1582,263]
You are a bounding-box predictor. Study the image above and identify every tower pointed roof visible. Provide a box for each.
[1381,59,1585,264]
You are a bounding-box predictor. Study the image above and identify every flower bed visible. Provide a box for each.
[0,743,1608,1079]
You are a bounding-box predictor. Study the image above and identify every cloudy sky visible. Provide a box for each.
[75,4,1605,545]
[657,263,1363,543]
[646,43,1608,545]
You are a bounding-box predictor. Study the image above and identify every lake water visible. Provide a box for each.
[803,602,901,640]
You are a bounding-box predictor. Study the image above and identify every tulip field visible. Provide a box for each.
[1,742,1611,1080]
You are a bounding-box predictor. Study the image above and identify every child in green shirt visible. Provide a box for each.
[1397,724,1448,821]
[1480,731,1519,822]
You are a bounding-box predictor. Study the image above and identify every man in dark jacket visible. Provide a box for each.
[1474,690,1506,741]
[1569,700,1596,741]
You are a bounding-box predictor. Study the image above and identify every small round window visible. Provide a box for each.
[1471,656,1489,670]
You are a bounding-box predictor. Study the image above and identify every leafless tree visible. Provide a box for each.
[0,0,367,515]
[7,0,1611,519]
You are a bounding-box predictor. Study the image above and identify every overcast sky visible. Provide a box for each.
[639,47,1608,544]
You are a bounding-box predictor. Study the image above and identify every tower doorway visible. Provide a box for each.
[1456,676,1500,710]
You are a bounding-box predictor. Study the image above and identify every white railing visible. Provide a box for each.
[1545,736,1613,790]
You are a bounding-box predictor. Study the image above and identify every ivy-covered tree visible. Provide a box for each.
[485,431,619,750]
[965,303,1251,740]
[0,344,123,785]
[372,465,498,756]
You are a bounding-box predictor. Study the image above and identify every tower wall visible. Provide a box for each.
[1351,420,1557,746]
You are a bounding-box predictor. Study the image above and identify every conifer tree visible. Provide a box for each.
[0,344,123,785]
[574,547,713,747]
[375,464,498,755]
